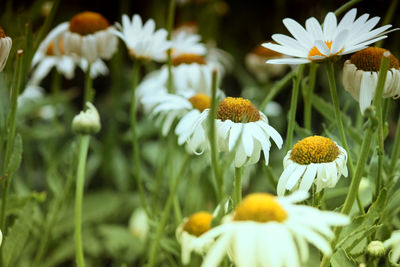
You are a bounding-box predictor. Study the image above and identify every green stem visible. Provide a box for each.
[74,135,90,267]
[209,70,223,200]
[130,60,150,217]
[234,167,242,207]
[166,0,176,94]
[285,65,305,152]
[304,63,317,131]
[0,50,24,233]
[83,64,93,107]
[372,52,390,199]
[260,70,295,111]
[147,156,189,267]
[390,115,400,178]
[334,0,363,16]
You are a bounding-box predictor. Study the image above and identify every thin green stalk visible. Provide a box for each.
[130,60,150,217]
[0,50,24,234]
[334,0,363,16]
[285,65,305,152]
[320,122,375,267]
[304,63,317,131]
[209,70,223,200]
[372,52,390,198]
[234,167,242,207]
[166,0,176,93]
[83,64,93,107]
[74,135,90,267]
[147,156,189,267]
[260,70,295,111]
[390,115,400,181]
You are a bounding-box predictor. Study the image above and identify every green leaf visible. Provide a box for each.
[7,134,23,174]
[331,248,357,267]
[3,202,34,267]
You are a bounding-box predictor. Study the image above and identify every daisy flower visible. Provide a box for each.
[168,31,206,61]
[38,11,117,64]
[31,38,109,85]
[263,8,394,64]
[196,192,349,267]
[113,14,171,61]
[384,230,400,264]
[176,211,214,265]
[179,97,283,167]
[0,26,12,72]
[245,42,288,81]
[342,47,400,114]
[277,136,348,196]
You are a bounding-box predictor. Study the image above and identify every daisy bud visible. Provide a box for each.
[367,240,386,258]
[72,102,101,135]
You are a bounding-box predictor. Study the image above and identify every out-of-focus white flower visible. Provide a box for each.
[205,42,234,77]
[169,31,206,60]
[342,47,400,114]
[263,101,282,117]
[196,192,349,267]
[278,136,348,195]
[113,14,170,61]
[0,26,12,72]
[129,208,149,241]
[176,211,214,264]
[38,11,117,64]
[245,43,288,82]
[18,85,45,106]
[384,231,400,264]
[263,9,394,64]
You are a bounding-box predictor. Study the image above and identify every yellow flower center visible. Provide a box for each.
[46,39,65,56]
[188,93,211,112]
[290,136,340,165]
[217,97,260,123]
[183,212,213,237]
[172,53,206,66]
[253,43,283,58]
[69,11,110,36]
[234,193,287,223]
[0,27,6,38]
[350,47,400,72]
[307,41,343,60]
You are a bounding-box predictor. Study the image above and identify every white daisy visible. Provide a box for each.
[113,14,171,61]
[263,8,394,64]
[179,97,283,167]
[169,31,206,61]
[384,231,400,264]
[31,38,109,85]
[277,136,348,196]
[342,47,400,114]
[0,26,12,72]
[245,43,288,82]
[176,211,215,265]
[38,11,118,64]
[196,192,350,267]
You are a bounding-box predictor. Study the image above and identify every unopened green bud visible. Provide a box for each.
[72,102,101,135]
[367,240,386,257]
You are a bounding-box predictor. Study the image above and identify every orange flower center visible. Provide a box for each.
[183,212,213,237]
[217,97,260,123]
[0,27,6,38]
[188,93,211,112]
[307,40,343,60]
[234,193,287,223]
[350,47,400,72]
[172,53,206,66]
[69,11,110,35]
[290,136,340,165]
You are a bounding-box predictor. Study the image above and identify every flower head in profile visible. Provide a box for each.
[342,47,400,114]
[196,192,349,267]
[263,9,394,64]
[384,230,400,264]
[113,14,171,61]
[176,211,214,265]
[179,97,283,167]
[277,136,348,196]
[0,26,12,72]
[39,11,118,63]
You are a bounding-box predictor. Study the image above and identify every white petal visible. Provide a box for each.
[359,71,376,114]
[266,58,310,65]
[277,163,298,196]
[299,164,318,192]
[286,165,307,190]
[283,18,313,47]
